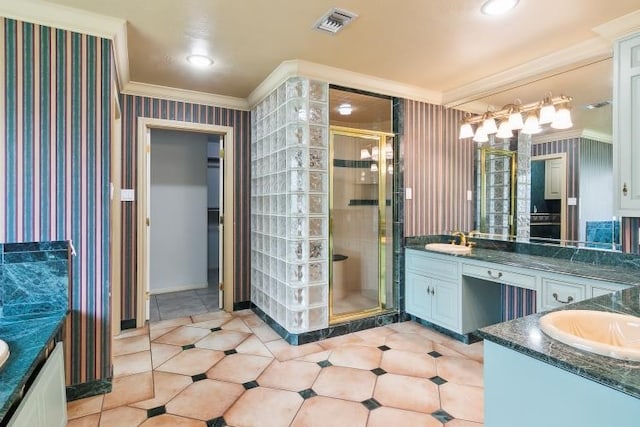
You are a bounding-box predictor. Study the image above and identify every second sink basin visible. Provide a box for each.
[425,242,472,255]
[539,310,640,361]
[0,339,9,369]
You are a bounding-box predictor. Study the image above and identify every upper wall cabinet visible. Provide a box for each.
[614,32,640,216]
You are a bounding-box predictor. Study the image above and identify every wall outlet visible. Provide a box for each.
[405,188,413,200]
[121,189,135,202]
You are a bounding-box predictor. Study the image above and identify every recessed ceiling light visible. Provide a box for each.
[338,103,353,115]
[481,0,519,16]
[186,54,214,68]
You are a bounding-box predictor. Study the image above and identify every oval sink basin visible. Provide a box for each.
[0,339,9,369]
[539,310,640,361]
[425,242,472,255]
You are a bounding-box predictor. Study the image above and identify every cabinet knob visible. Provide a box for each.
[623,182,628,196]
[431,287,435,295]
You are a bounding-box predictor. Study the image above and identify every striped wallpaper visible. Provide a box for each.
[119,95,251,320]
[403,100,475,236]
[1,18,112,385]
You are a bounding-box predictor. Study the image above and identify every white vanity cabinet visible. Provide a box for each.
[614,32,640,215]
[405,250,460,332]
[538,271,630,311]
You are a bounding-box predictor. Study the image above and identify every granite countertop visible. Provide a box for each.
[406,244,640,287]
[0,310,67,421]
[477,287,640,399]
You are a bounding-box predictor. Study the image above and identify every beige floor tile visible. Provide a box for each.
[130,371,192,410]
[446,419,484,427]
[380,349,437,378]
[233,308,254,317]
[240,313,267,328]
[112,334,151,357]
[113,350,152,378]
[207,353,272,384]
[257,359,321,391]
[99,405,147,427]
[139,413,204,427]
[373,373,440,413]
[352,326,398,347]
[440,340,484,362]
[251,324,282,342]
[235,335,273,358]
[317,333,366,350]
[155,348,225,376]
[220,317,253,333]
[291,396,368,427]
[189,315,235,330]
[165,379,245,420]
[386,321,431,334]
[67,394,104,420]
[312,366,376,402]
[152,325,211,347]
[149,316,192,330]
[436,356,484,387]
[433,342,467,359]
[328,345,382,370]
[66,413,101,427]
[102,371,154,410]
[224,387,303,427]
[149,326,179,341]
[367,406,442,427]
[195,329,250,351]
[266,339,324,361]
[440,383,484,423]
[150,343,182,369]
[384,332,435,353]
[191,310,232,323]
[115,325,149,339]
[295,349,332,363]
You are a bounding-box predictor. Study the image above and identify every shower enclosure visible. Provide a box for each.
[329,126,395,323]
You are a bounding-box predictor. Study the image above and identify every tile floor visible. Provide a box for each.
[149,269,220,321]
[67,310,484,427]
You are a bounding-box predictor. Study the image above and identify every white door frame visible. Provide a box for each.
[531,153,568,242]
[136,118,235,327]
[110,84,122,336]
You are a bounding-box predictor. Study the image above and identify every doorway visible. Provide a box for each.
[136,118,234,327]
[530,154,567,242]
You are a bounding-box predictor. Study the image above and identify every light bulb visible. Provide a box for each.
[371,146,379,161]
[538,103,556,125]
[473,125,489,143]
[508,110,524,130]
[551,106,573,129]
[481,0,519,15]
[360,148,371,159]
[459,122,474,139]
[521,112,542,135]
[338,103,352,115]
[370,162,378,172]
[186,54,214,67]
[496,121,513,139]
[483,115,498,134]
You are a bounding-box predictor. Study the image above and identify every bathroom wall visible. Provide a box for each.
[0,18,112,387]
[149,129,208,293]
[403,101,475,236]
[579,138,613,242]
[119,95,251,319]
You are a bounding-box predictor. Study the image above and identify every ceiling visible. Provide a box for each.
[35,0,640,103]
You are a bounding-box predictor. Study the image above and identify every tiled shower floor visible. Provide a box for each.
[67,311,484,427]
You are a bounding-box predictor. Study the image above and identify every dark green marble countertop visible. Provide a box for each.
[406,245,640,286]
[0,311,67,422]
[478,287,640,399]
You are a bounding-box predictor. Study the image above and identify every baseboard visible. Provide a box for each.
[120,318,137,330]
[233,301,252,311]
[149,283,208,295]
[66,378,112,401]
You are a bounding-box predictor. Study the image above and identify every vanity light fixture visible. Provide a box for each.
[385,142,393,159]
[459,94,573,140]
[370,162,378,172]
[481,0,519,16]
[371,146,379,161]
[360,148,371,159]
[387,164,393,175]
[186,54,214,67]
[538,93,556,125]
[338,103,353,115]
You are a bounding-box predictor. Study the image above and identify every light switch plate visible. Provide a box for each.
[405,188,413,200]
[121,189,135,202]
[467,190,473,201]
[567,197,577,206]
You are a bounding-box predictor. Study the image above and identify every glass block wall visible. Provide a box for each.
[250,78,330,334]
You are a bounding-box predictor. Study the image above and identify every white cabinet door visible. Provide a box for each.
[405,270,431,320]
[614,32,640,215]
[432,279,460,331]
[544,158,564,200]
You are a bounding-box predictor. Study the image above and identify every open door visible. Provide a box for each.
[218,136,224,309]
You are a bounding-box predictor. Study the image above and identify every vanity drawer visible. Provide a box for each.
[462,263,536,290]
[406,250,459,281]
[541,278,586,310]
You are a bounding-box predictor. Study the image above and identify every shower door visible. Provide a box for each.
[329,127,395,323]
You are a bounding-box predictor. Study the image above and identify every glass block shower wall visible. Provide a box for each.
[250,78,330,334]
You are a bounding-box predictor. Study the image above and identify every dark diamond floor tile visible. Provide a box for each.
[361,398,382,410]
[298,388,317,400]
[370,368,387,376]
[192,373,207,382]
[243,380,259,390]
[317,360,332,368]
[147,405,166,418]
[429,376,447,385]
[431,409,454,423]
[211,327,222,332]
[207,416,227,427]
[224,349,238,356]
[428,350,442,358]
[182,344,196,350]
[377,345,391,351]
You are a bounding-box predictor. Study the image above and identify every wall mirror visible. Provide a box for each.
[463,58,619,250]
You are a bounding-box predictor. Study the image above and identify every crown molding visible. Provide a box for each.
[0,0,130,89]
[247,59,443,108]
[531,128,584,144]
[442,37,612,108]
[122,81,250,111]
[581,129,613,144]
[593,9,640,42]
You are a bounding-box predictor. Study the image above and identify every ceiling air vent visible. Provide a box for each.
[585,100,611,110]
[313,8,358,35]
